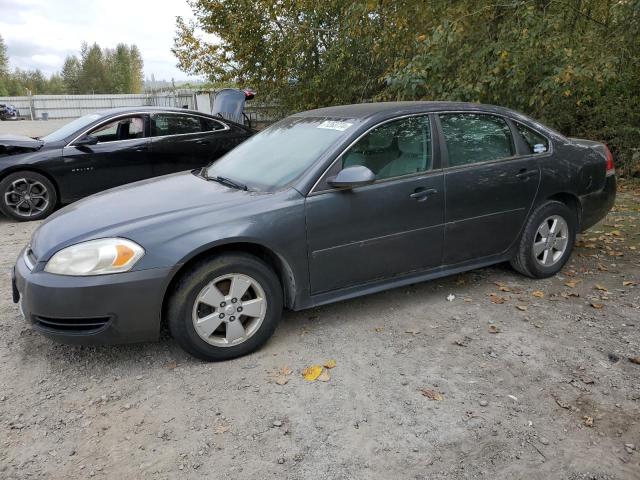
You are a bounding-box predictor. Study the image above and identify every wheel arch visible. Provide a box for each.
[545,192,582,228]
[0,166,62,204]
[160,241,298,329]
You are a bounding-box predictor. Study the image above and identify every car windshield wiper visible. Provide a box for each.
[202,171,248,191]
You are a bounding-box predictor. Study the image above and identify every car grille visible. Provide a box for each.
[33,315,111,333]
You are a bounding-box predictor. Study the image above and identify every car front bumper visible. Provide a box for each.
[12,250,174,345]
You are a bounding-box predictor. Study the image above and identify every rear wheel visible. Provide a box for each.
[510,200,576,278]
[0,171,57,221]
[167,253,283,361]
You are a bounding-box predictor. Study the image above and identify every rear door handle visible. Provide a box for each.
[196,139,211,145]
[410,188,438,201]
[516,169,537,180]
[134,146,149,152]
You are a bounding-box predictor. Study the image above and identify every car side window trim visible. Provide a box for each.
[434,110,553,170]
[309,113,439,196]
[150,112,230,139]
[66,112,151,147]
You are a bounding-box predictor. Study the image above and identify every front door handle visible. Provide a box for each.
[516,169,537,180]
[196,139,211,145]
[133,146,148,152]
[410,188,438,201]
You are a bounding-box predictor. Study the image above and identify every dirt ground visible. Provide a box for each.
[0,180,638,479]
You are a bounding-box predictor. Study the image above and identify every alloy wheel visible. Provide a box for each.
[4,178,50,218]
[191,273,267,347]
[533,215,569,267]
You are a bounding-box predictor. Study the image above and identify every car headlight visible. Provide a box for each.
[44,238,144,276]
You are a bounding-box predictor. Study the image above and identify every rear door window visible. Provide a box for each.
[439,113,514,166]
[515,122,549,154]
[152,114,203,137]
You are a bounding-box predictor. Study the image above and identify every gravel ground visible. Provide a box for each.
[0,183,638,479]
[0,119,70,138]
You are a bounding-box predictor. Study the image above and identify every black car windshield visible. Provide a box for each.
[41,113,102,142]
[205,116,355,191]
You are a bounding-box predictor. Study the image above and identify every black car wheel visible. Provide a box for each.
[167,253,283,361]
[0,171,57,221]
[511,200,577,278]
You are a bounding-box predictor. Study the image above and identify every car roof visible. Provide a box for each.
[294,101,517,120]
[93,106,217,117]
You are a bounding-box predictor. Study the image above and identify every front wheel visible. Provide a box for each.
[167,253,283,361]
[0,171,57,221]
[510,200,577,278]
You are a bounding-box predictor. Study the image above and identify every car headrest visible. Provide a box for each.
[367,129,394,150]
[398,133,423,154]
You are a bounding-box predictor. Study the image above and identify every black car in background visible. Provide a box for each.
[0,103,19,120]
[0,107,253,220]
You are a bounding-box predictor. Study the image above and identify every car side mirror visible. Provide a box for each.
[327,165,375,189]
[74,135,98,147]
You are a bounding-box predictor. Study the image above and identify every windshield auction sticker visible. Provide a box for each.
[317,120,353,131]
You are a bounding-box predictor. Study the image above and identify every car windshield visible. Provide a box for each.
[41,113,102,142]
[205,116,355,191]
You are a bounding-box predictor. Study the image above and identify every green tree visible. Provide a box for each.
[174,0,640,174]
[61,55,82,93]
[79,42,108,93]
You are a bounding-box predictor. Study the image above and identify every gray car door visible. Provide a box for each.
[437,112,541,265]
[305,115,445,294]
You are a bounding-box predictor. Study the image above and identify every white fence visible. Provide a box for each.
[0,92,278,129]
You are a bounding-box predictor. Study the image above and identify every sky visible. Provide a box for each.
[0,0,200,81]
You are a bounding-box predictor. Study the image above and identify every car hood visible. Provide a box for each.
[0,134,44,154]
[31,171,276,261]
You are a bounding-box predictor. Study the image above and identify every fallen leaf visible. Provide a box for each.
[164,361,177,370]
[532,290,545,298]
[454,337,470,347]
[590,302,605,309]
[629,357,640,365]
[623,280,637,287]
[516,305,528,311]
[420,388,444,401]
[488,325,500,334]
[489,293,506,304]
[323,360,337,369]
[281,366,293,375]
[498,286,511,292]
[317,369,331,382]
[374,326,384,333]
[405,328,421,336]
[581,377,595,384]
[564,279,582,288]
[302,365,323,381]
[611,230,622,236]
[597,264,609,272]
[583,416,594,427]
[594,284,608,292]
[214,423,231,434]
[275,376,289,386]
[553,395,570,409]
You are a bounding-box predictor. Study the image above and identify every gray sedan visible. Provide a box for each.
[13,102,616,361]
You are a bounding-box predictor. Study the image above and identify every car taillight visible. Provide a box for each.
[604,145,615,176]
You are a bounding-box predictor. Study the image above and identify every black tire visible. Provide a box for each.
[167,253,283,361]
[0,171,57,221]
[510,200,577,278]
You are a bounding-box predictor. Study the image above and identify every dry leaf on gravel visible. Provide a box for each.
[597,264,609,271]
[489,293,506,304]
[317,369,331,382]
[214,423,231,434]
[532,290,545,298]
[488,325,500,334]
[564,279,582,288]
[454,337,470,347]
[273,366,293,385]
[420,388,444,401]
[516,305,528,311]
[405,328,421,336]
[302,365,323,381]
[594,284,609,292]
[374,326,384,333]
[583,416,594,427]
[629,357,640,365]
[164,361,177,370]
[552,395,570,409]
[323,360,337,369]
[590,302,605,309]
[623,280,638,287]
